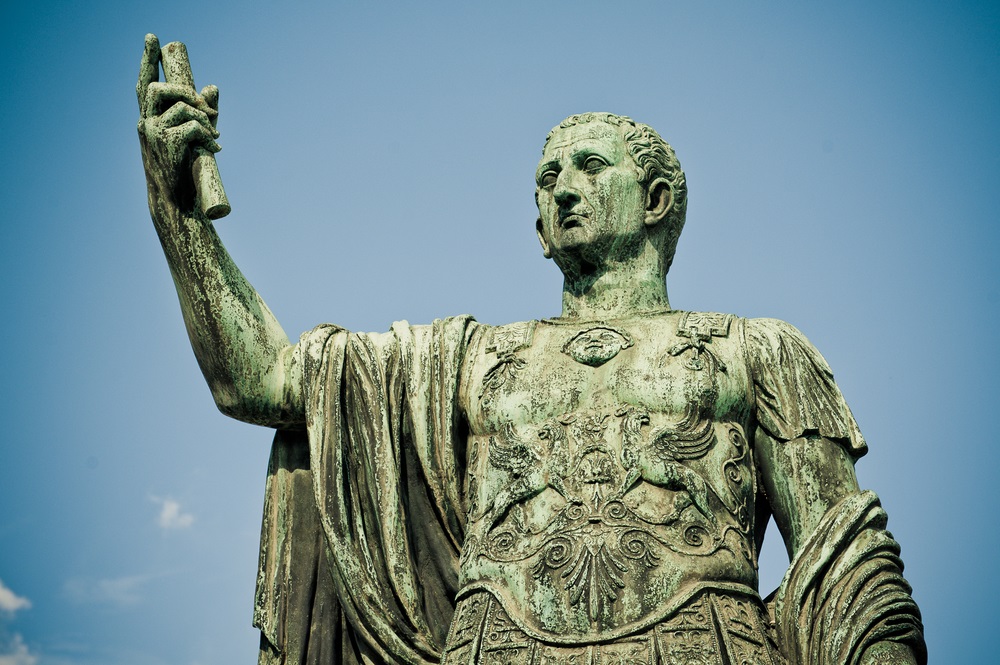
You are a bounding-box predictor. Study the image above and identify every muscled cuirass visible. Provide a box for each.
[458,312,761,643]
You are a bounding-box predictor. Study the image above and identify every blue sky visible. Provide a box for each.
[1,1,997,662]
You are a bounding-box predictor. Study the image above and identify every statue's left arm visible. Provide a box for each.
[747,318,926,665]
[755,432,920,665]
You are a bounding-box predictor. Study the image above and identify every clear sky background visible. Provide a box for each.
[1,1,997,663]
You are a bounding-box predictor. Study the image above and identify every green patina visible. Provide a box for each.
[138,34,925,665]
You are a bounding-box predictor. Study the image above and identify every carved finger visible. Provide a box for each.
[160,101,220,138]
[144,81,218,121]
[137,33,160,115]
[200,85,219,129]
[171,120,222,154]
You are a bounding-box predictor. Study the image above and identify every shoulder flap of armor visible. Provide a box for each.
[486,320,537,356]
[676,311,735,340]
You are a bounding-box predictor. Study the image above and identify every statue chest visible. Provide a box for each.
[458,313,761,639]
[465,313,750,431]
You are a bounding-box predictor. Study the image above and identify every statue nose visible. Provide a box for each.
[553,172,581,207]
[554,189,579,208]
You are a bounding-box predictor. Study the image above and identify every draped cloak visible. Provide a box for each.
[255,318,475,665]
[251,316,925,665]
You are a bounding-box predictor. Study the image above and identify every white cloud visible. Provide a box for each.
[64,574,153,607]
[150,496,194,529]
[0,580,30,614]
[0,634,38,665]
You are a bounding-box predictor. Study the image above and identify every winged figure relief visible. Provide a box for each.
[626,406,717,525]
[483,422,574,530]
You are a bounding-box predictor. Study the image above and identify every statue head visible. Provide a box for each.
[535,113,687,277]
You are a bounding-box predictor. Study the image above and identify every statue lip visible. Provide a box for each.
[559,212,588,229]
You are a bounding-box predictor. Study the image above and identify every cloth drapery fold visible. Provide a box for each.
[255,318,477,665]
[771,490,926,665]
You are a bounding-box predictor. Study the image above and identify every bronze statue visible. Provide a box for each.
[137,34,925,665]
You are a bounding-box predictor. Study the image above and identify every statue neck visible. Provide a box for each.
[559,261,671,321]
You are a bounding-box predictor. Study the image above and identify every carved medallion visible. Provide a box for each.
[562,326,634,367]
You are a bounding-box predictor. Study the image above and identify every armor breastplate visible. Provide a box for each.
[460,313,761,643]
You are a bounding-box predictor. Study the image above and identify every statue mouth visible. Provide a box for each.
[560,214,587,229]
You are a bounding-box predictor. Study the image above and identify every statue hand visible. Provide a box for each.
[858,641,919,665]
[136,33,221,219]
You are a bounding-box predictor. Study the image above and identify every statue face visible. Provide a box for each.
[535,122,647,272]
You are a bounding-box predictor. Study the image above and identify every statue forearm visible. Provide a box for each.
[154,208,301,426]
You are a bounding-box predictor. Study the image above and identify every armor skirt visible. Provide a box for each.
[441,590,784,665]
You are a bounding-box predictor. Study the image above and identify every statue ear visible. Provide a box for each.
[643,178,674,227]
[536,217,552,258]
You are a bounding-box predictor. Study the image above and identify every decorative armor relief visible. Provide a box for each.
[480,321,537,406]
[442,591,780,665]
[462,313,761,639]
[562,326,634,367]
[474,405,752,624]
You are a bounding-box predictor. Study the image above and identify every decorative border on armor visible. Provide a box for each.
[482,595,533,652]
[595,636,656,665]
[443,592,490,665]
[444,589,781,664]
[708,593,780,665]
[655,593,723,665]
[483,594,659,665]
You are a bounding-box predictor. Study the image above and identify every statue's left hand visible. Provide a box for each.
[859,641,919,664]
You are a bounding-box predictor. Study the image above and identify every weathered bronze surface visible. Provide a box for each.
[137,34,925,665]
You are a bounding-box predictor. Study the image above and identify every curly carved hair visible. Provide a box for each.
[544,113,688,271]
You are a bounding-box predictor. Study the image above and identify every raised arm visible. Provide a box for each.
[137,34,302,426]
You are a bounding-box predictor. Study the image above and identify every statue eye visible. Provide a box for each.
[583,156,607,174]
[539,171,558,189]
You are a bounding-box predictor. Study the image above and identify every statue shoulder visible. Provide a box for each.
[741,316,867,454]
[742,317,831,372]
[481,319,538,357]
